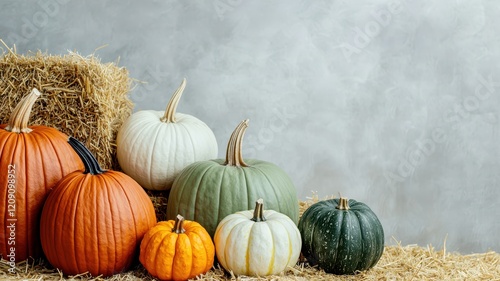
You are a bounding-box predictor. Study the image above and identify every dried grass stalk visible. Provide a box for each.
[0,41,133,169]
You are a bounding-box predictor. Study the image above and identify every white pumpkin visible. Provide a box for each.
[116,78,218,190]
[214,199,301,276]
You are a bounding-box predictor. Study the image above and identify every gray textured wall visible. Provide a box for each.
[1,0,499,254]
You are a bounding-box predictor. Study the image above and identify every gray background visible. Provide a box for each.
[1,0,499,254]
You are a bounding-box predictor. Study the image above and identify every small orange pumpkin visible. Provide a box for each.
[140,215,215,281]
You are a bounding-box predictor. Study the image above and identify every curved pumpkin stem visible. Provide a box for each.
[68,137,105,175]
[251,198,266,222]
[173,214,186,234]
[161,78,186,123]
[5,88,41,133]
[224,119,249,167]
[336,197,350,210]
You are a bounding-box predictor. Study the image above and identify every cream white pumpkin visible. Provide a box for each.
[116,79,218,190]
[214,199,301,276]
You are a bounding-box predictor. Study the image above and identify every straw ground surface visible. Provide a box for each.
[0,42,133,169]
[1,194,499,280]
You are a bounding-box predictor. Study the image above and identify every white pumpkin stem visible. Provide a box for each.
[336,197,350,210]
[224,119,249,167]
[5,88,41,133]
[251,198,266,222]
[161,78,187,123]
[173,214,186,234]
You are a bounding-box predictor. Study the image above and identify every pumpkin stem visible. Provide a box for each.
[5,88,41,133]
[161,78,186,123]
[336,197,350,210]
[68,137,105,175]
[251,198,266,222]
[173,214,186,234]
[224,119,249,167]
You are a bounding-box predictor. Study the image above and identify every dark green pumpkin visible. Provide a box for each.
[298,197,384,275]
[166,119,299,237]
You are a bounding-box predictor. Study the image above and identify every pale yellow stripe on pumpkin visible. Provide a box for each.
[246,229,252,275]
[266,219,291,275]
[267,229,275,276]
[288,219,302,267]
[225,220,253,275]
[215,215,247,268]
[269,212,302,268]
[248,222,274,276]
[172,233,193,281]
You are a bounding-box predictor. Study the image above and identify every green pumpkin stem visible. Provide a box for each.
[68,137,105,175]
[251,198,266,222]
[224,119,249,167]
[336,197,350,210]
[173,214,186,234]
[161,78,186,123]
[5,88,41,133]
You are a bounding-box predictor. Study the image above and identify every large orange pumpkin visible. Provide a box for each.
[0,88,83,262]
[140,215,215,281]
[40,137,157,277]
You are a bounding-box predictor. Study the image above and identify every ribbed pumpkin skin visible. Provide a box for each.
[298,199,384,275]
[214,209,301,276]
[140,219,215,281]
[166,159,299,237]
[117,111,218,191]
[0,125,83,261]
[40,170,157,277]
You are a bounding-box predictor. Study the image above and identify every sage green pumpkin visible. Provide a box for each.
[298,197,384,275]
[166,119,299,237]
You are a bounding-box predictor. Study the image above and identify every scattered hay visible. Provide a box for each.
[2,238,499,280]
[0,40,133,169]
[2,195,499,280]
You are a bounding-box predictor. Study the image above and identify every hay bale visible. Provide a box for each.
[147,190,169,222]
[0,42,133,169]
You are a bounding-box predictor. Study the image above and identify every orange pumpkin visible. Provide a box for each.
[140,215,215,281]
[40,137,157,277]
[0,88,83,262]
